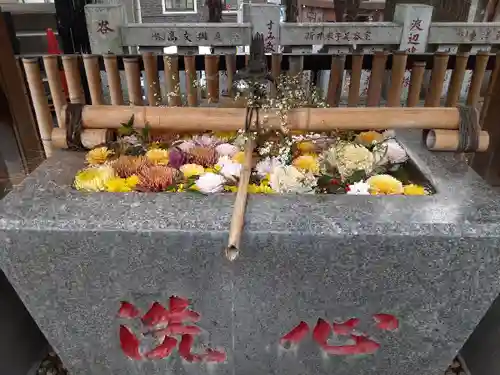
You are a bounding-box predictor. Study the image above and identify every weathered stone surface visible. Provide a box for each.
[1,130,500,375]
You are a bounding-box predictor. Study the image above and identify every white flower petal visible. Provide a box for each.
[195,173,225,194]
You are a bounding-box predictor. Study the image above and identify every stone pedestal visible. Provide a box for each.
[1,130,500,375]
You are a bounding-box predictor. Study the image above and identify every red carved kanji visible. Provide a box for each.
[281,313,399,356]
[117,297,226,363]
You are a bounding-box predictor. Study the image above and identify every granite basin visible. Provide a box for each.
[0,130,499,375]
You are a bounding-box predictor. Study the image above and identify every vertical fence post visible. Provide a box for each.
[394,4,433,105]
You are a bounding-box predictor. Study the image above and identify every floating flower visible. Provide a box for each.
[322,143,374,180]
[188,146,218,167]
[86,147,114,165]
[74,165,116,192]
[255,157,282,178]
[248,183,274,194]
[232,151,245,164]
[346,181,370,195]
[385,139,408,164]
[292,155,320,174]
[177,140,195,153]
[105,175,139,193]
[168,148,188,169]
[366,174,404,195]
[214,131,237,141]
[193,134,218,147]
[180,164,205,179]
[122,135,141,146]
[146,149,169,165]
[216,156,242,179]
[112,156,150,178]
[216,143,239,157]
[137,166,179,192]
[403,184,427,196]
[195,172,225,193]
[356,131,384,146]
[269,165,317,194]
[297,141,315,154]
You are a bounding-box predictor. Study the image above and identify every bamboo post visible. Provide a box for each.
[348,52,363,107]
[425,129,489,152]
[82,55,104,105]
[123,57,143,106]
[366,51,388,107]
[425,52,449,107]
[445,52,469,107]
[42,55,66,127]
[204,55,219,103]
[467,51,490,107]
[61,55,85,104]
[184,55,198,107]
[164,55,181,106]
[407,61,426,107]
[225,137,255,261]
[326,56,345,107]
[54,105,465,133]
[480,51,500,124]
[103,54,123,105]
[271,53,281,99]
[386,51,407,107]
[142,52,161,106]
[22,58,53,157]
[225,54,236,98]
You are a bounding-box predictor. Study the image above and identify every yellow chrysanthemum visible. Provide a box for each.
[74,165,115,192]
[176,183,185,192]
[366,174,404,195]
[291,130,307,135]
[224,185,238,192]
[86,147,114,165]
[205,165,221,174]
[356,131,384,146]
[292,155,320,174]
[214,131,237,141]
[248,183,274,194]
[403,184,427,196]
[232,151,245,164]
[180,164,205,178]
[297,141,315,153]
[104,175,139,193]
[149,142,162,150]
[145,148,169,165]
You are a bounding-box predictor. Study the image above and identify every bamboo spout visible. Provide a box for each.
[58,105,462,132]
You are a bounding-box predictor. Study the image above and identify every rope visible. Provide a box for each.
[64,103,85,151]
[456,105,480,153]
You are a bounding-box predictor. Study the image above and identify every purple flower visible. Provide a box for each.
[168,148,188,169]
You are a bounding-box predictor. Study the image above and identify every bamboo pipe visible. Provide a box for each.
[51,127,112,149]
[225,137,255,261]
[445,52,469,107]
[164,55,181,106]
[425,129,489,152]
[42,55,66,128]
[23,58,54,157]
[348,52,363,107]
[82,55,104,105]
[142,52,161,106]
[123,57,143,106]
[103,54,124,105]
[61,55,85,104]
[386,51,407,107]
[407,61,426,107]
[204,55,219,103]
[55,105,464,133]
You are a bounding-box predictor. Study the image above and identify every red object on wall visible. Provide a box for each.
[45,28,69,97]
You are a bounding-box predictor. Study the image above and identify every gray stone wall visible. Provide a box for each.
[140,0,237,23]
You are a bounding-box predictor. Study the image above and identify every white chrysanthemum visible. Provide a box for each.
[216,156,242,178]
[193,135,218,147]
[269,165,316,194]
[195,173,225,193]
[322,143,374,179]
[122,135,141,146]
[386,139,408,164]
[346,181,370,195]
[177,140,195,153]
[216,143,239,157]
[255,157,283,178]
